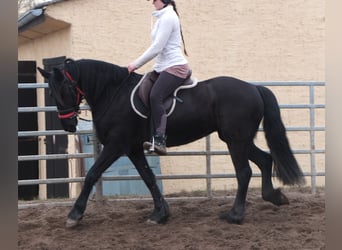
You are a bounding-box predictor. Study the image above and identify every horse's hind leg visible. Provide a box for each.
[220,140,252,224]
[128,148,170,224]
[248,143,289,205]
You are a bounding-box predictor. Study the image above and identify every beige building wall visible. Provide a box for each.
[18,0,325,196]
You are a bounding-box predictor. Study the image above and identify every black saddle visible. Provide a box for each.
[130,72,198,119]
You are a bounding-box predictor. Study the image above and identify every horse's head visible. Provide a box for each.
[37,62,84,133]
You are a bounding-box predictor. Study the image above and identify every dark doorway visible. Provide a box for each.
[18,61,39,200]
[43,56,69,198]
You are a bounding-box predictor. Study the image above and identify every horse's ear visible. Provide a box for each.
[37,67,51,79]
[52,67,64,81]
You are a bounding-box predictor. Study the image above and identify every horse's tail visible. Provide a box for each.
[257,85,305,185]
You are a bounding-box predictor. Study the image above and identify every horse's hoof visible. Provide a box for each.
[219,211,244,224]
[148,211,169,224]
[148,215,169,224]
[65,218,80,228]
[263,188,290,206]
[146,219,158,225]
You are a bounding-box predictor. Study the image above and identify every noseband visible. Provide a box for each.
[57,68,85,120]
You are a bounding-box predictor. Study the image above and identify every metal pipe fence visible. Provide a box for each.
[18,82,325,200]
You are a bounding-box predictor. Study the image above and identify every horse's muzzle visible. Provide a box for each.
[60,117,78,133]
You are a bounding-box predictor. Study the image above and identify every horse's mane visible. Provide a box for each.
[64,58,143,120]
[66,59,131,102]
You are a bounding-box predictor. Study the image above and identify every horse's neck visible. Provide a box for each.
[79,62,130,119]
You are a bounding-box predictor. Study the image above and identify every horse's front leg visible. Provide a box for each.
[128,148,170,224]
[66,145,121,228]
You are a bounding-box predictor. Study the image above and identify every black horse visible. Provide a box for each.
[38,58,304,228]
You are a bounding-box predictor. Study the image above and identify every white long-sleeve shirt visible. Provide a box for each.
[133,5,188,73]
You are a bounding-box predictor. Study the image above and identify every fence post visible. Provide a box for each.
[309,84,317,194]
[206,135,212,198]
[92,128,104,201]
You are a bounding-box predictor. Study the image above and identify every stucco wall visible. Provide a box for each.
[18,0,325,195]
[32,0,325,80]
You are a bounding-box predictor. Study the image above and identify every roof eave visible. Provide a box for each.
[18,8,45,32]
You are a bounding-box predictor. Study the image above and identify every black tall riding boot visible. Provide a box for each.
[143,134,167,155]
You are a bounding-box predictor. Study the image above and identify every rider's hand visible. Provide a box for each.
[127,63,136,73]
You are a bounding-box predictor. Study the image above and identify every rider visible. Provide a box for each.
[128,0,191,155]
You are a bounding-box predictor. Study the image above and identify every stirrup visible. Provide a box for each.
[153,134,167,155]
[143,136,167,155]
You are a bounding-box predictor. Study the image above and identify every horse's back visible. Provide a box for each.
[205,76,260,98]
[193,76,264,113]
[167,76,264,145]
[172,75,264,121]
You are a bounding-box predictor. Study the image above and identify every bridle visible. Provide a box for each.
[55,58,132,123]
[56,67,85,120]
